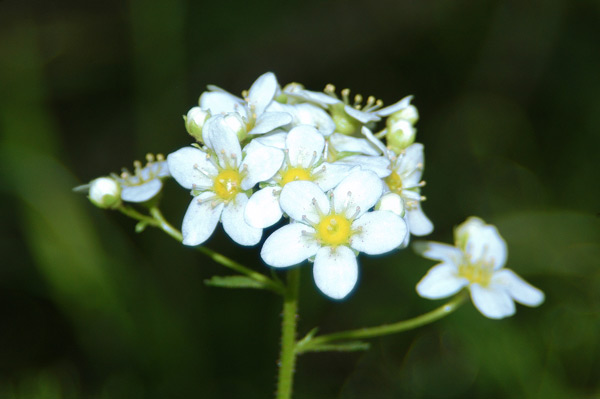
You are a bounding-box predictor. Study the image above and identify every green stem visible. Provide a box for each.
[276,268,301,399]
[118,205,283,294]
[297,292,467,353]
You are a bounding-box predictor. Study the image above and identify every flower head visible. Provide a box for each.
[261,170,407,299]
[415,217,544,319]
[167,115,284,246]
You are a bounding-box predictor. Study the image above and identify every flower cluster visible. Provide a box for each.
[167,72,433,299]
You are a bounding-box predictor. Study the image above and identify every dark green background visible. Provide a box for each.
[1,0,599,397]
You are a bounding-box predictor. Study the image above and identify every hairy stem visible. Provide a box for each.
[276,268,301,399]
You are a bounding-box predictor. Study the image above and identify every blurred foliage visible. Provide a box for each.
[0,0,598,398]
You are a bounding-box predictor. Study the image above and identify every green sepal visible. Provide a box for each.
[204,275,273,291]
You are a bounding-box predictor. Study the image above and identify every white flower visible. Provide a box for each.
[261,170,407,300]
[383,143,433,236]
[167,115,284,246]
[415,217,545,319]
[112,153,170,203]
[199,72,292,136]
[244,125,354,228]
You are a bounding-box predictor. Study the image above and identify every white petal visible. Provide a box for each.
[199,91,244,115]
[121,179,162,202]
[329,133,380,156]
[250,112,292,135]
[261,223,319,267]
[376,95,413,117]
[463,222,507,270]
[286,125,325,168]
[167,147,216,189]
[204,115,243,168]
[221,193,262,246]
[377,192,404,217]
[245,186,283,228]
[350,211,407,255]
[295,103,335,136]
[285,87,340,106]
[492,269,545,307]
[338,155,391,178]
[279,181,329,224]
[251,131,287,149]
[407,205,434,236]
[312,162,355,191]
[413,241,462,264]
[248,72,277,116]
[344,105,380,123]
[241,142,284,190]
[182,192,224,246]
[313,246,359,300]
[332,170,383,218]
[396,143,424,185]
[470,283,516,319]
[361,126,387,154]
[416,263,467,299]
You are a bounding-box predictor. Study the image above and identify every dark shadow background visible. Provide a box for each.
[1,0,599,398]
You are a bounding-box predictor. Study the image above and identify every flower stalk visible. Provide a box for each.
[276,268,301,399]
[296,291,467,354]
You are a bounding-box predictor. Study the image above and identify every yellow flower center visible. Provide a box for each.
[213,169,242,201]
[385,170,403,193]
[316,214,352,246]
[458,260,493,286]
[281,167,312,186]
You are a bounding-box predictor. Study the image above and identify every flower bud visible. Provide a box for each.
[330,103,360,136]
[389,104,419,125]
[184,107,210,142]
[222,113,248,141]
[376,192,405,217]
[88,177,121,209]
[386,119,416,152]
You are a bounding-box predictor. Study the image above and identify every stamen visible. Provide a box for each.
[349,206,361,220]
[156,153,165,161]
[353,94,362,107]
[146,153,155,162]
[341,88,350,104]
[308,151,318,168]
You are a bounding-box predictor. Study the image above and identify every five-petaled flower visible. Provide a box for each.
[415,217,544,319]
[261,170,407,299]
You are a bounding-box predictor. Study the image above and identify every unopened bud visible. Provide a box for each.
[376,192,405,217]
[223,113,248,141]
[184,107,210,142]
[88,177,121,209]
[331,103,360,136]
[386,119,416,152]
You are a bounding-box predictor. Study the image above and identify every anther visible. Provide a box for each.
[156,153,165,161]
[146,153,154,162]
[354,94,363,106]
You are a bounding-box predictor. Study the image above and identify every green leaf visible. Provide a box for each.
[204,275,271,290]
